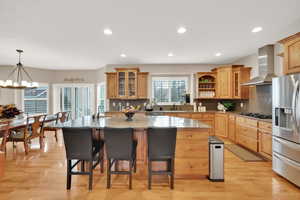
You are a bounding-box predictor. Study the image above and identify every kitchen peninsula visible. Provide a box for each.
[54,115,211,177]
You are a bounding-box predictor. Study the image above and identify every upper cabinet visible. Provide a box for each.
[278,32,300,75]
[215,66,233,99]
[106,68,149,99]
[197,65,251,99]
[197,72,216,99]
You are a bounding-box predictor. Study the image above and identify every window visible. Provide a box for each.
[97,83,106,113]
[24,85,48,114]
[152,76,188,104]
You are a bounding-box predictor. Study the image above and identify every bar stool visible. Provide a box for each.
[147,127,177,189]
[62,127,104,190]
[104,127,137,189]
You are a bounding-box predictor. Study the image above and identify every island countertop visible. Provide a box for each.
[53,115,211,129]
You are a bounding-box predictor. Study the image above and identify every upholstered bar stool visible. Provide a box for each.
[62,127,104,190]
[147,127,177,189]
[103,127,137,189]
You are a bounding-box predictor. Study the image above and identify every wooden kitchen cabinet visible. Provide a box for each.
[232,67,251,99]
[137,72,149,99]
[279,32,300,75]
[106,72,117,99]
[258,121,272,159]
[106,68,149,99]
[215,66,232,99]
[215,113,228,138]
[235,116,258,152]
[228,114,236,142]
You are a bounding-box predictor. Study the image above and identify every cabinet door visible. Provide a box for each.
[215,113,228,138]
[128,71,137,98]
[232,71,241,98]
[137,73,148,99]
[228,115,236,141]
[202,120,214,136]
[259,130,272,158]
[283,35,300,74]
[106,73,117,99]
[117,71,126,98]
[217,68,232,98]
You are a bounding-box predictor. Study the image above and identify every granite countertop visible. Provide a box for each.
[53,115,211,129]
[105,110,273,123]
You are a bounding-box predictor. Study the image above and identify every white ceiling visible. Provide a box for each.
[0,0,300,70]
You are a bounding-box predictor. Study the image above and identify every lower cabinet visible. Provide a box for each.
[215,113,228,138]
[235,116,258,152]
[228,114,236,142]
[258,121,272,159]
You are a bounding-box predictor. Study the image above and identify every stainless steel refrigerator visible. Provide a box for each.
[272,73,300,187]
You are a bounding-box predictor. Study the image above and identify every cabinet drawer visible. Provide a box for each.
[245,118,258,127]
[202,113,214,119]
[177,130,208,140]
[258,121,272,133]
[239,126,258,139]
[236,134,258,152]
[228,114,235,121]
[176,113,192,118]
[236,116,245,124]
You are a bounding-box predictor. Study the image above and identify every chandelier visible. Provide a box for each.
[0,49,39,89]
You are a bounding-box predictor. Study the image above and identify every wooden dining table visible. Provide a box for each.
[0,114,57,151]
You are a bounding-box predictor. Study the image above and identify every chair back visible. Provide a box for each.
[27,115,47,136]
[104,128,134,160]
[62,127,93,160]
[59,112,69,123]
[147,128,177,159]
[0,121,10,138]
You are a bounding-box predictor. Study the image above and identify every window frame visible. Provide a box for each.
[151,76,189,105]
[22,83,49,115]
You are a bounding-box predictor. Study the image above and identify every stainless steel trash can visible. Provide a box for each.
[208,136,224,182]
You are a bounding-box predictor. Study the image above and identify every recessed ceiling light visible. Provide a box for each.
[120,54,127,58]
[251,26,263,33]
[104,28,112,35]
[215,52,222,57]
[168,52,174,57]
[177,26,187,34]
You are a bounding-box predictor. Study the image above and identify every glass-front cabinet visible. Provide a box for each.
[116,68,138,99]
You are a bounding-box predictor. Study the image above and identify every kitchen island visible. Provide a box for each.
[54,115,211,178]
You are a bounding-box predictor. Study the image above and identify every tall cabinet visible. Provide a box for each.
[106,68,149,99]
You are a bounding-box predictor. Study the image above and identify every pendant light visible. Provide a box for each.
[0,49,39,89]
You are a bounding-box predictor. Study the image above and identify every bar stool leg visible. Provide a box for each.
[148,160,152,190]
[88,160,93,191]
[67,160,72,190]
[129,160,132,190]
[170,159,174,190]
[107,159,111,189]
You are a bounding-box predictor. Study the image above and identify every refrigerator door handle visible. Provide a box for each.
[292,81,299,129]
[273,137,300,151]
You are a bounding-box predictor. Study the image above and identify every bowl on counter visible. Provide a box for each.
[124,112,135,121]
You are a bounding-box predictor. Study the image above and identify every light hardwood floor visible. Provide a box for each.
[0,130,299,200]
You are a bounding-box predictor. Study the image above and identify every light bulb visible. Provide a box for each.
[0,80,4,86]
[32,82,39,87]
[6,80,13,86]
[13,82,19,87]
[21,80,28,86]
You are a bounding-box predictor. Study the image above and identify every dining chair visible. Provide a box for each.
[43,112,69,142]
[104,127,137,189]
[0,121,10,154]
[62,127,104,191]
[7,115,47,154]
[147,127,177,189]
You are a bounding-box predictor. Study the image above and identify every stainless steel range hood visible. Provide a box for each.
[242,44,276,86]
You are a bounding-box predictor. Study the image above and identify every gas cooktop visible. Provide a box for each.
[239,112,272,119]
